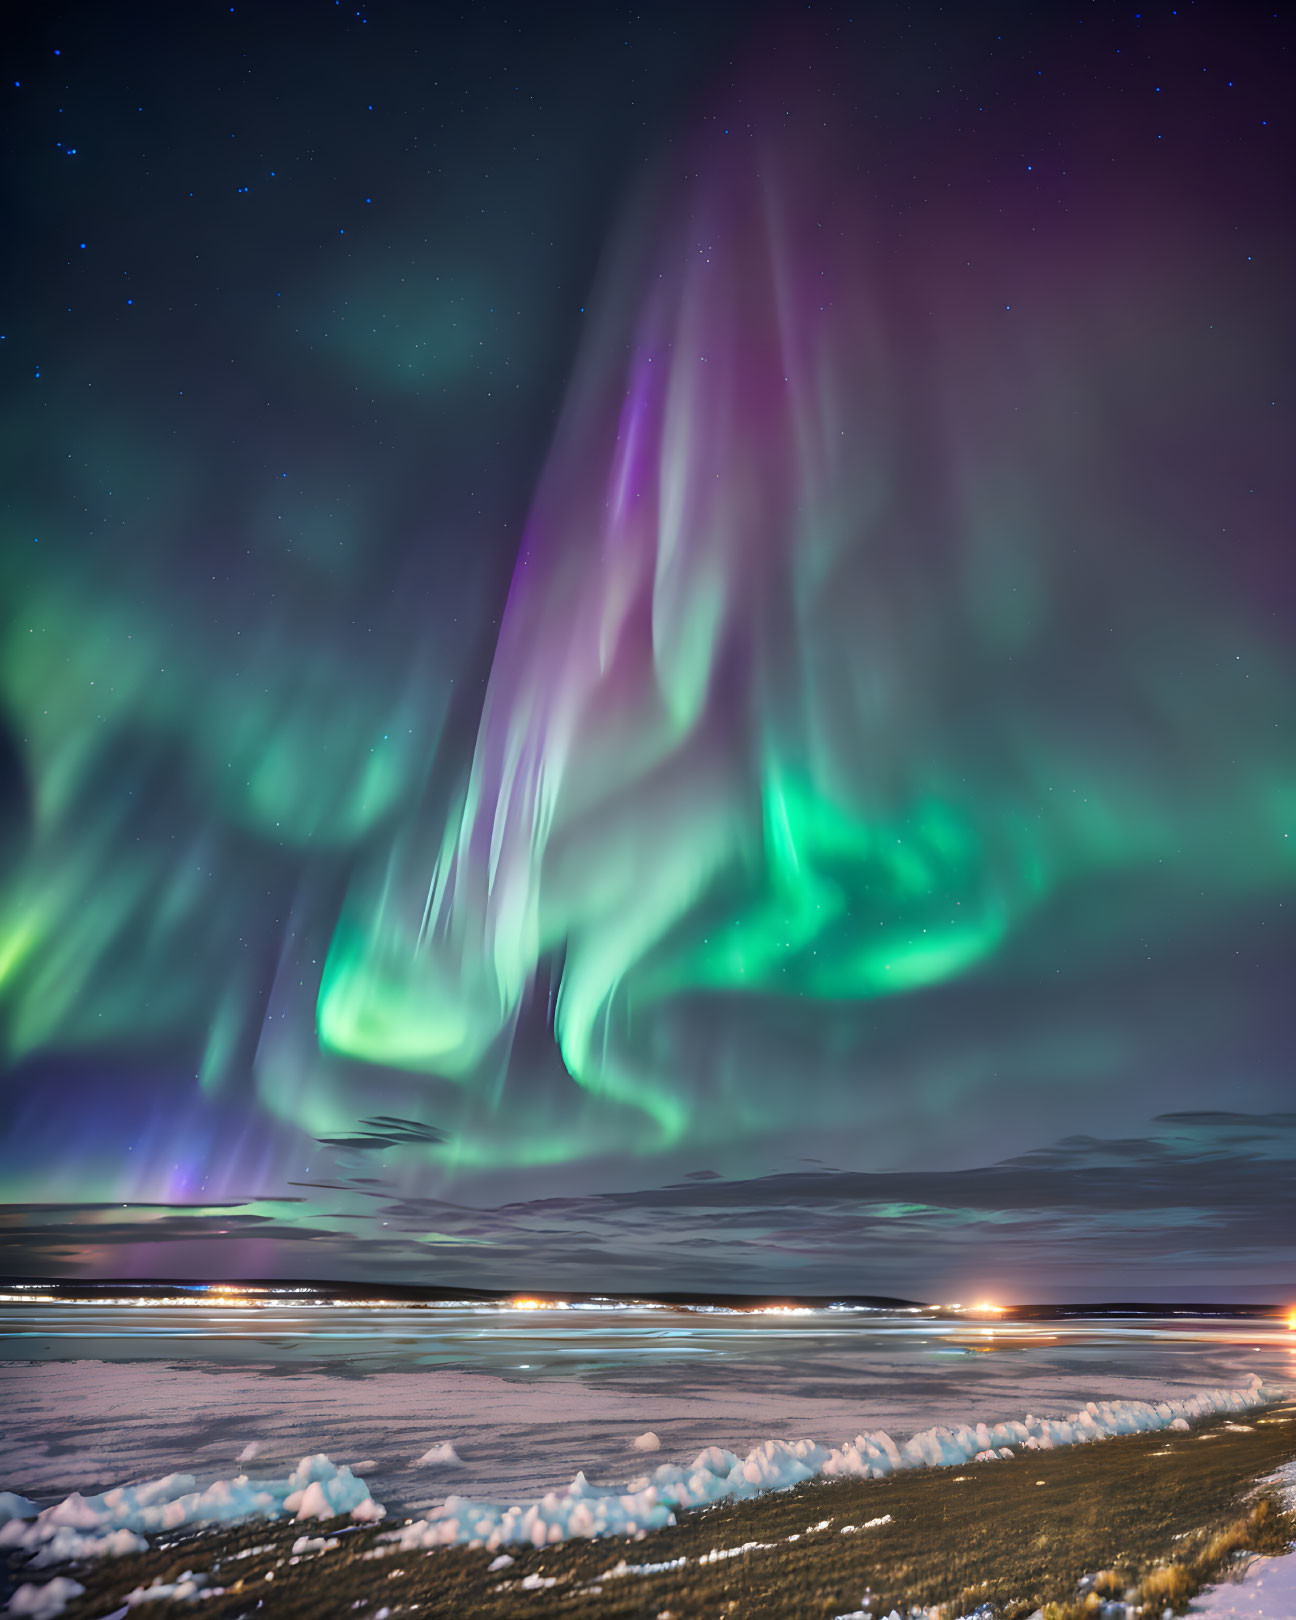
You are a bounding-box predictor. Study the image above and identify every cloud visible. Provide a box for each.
[315,1117,447,1152]
[4,1115,1292,1301]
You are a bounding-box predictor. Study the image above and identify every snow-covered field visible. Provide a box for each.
[1187,1552,1296,1618]
[0,1306,1292,1612]
[0,1379,1276,1567]
[1,1304,1292,1514]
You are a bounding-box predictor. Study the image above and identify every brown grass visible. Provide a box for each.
[1139,1562,1193,1606]
[1040,1497,1285,1620]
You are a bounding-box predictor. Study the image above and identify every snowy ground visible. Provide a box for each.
[1,1306,1290,1514]
[1187,1552,1296,1618]
[1185,1462,1296,1619]
[0,1383,1274,1561]
[0,1346,1292,1619]
[2,1296,1296,1509]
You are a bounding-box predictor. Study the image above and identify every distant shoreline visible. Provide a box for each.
[1,1279,1290,1317]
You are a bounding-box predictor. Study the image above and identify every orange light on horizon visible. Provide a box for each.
[1285,1307,1295,1331]
[510,1297,566,1310]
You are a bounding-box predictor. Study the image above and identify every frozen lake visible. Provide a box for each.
[2,1302,1292,1513]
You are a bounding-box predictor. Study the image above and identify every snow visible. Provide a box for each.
[1184,1462,1296,1617]
[1188,1551,1296,1617]
[4,1310,1289,1519]
[396,1467,677,1550]
[124,1572,210,1604]
[5,1578,85,1619]
[393,1378,1272,1550]
[347,1494,386,1523]
[290,1534,338,1556]
[697,1539,778,1563]
[0,1381,1281,1620]
[632,1431,661,1452]
[0,1454,384,1567]
[414,1442,463,1468]
[605,1555,688,1577]
[0,1523,148,1569]
[0,1371,1278,1597]
[1270,1459,1296,1510]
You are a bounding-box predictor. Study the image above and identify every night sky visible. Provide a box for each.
[1,1,1292,1300]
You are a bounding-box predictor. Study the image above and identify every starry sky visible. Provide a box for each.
[1,0,1292,1299]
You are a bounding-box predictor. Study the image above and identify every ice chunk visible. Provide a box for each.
[389,1378,1272,1549]
[6,1579,86,1619]
[0,1454,384,1563]
[124,1572,207,1604]
[414,1442,463,1468]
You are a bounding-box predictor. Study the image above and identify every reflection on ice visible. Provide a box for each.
[0,1306,1292,1514]
[1,1300,1293,1382]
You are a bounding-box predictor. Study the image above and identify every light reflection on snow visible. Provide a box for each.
[1,1306,1293,1516]
[2,1300,1295,1392]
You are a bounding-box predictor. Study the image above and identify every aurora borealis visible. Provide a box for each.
[1,1,1292,1297]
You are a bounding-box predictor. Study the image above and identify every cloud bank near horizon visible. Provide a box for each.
[4,1112,1291,1301]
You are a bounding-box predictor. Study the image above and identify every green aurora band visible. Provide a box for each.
[315,118,1293,1162]
[0,76,1292,1205]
